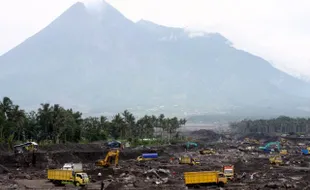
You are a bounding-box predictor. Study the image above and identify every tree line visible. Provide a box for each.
[230,116,310,134]
[0,97,187,144]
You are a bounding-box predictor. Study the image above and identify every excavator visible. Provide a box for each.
[259,141,288,155]
[13,142,38,167]
[259,142,281,153]
[95,149,120,167]
[185,142,198,150]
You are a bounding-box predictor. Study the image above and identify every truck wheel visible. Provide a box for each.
[193,184,200,188]
[218,182,224,187]
[75,182,80,187]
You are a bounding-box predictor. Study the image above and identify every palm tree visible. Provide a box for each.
[158,114,165,139]
[11,105,26,141]
[111,114,125,140]
[122,110,136,139]
[0,109,6,141]
[0,97,13,120]
[37,103,52,140]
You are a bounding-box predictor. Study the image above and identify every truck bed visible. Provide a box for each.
[47,170,73,181]
[184,171,219,185]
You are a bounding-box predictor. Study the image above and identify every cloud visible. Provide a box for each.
[106,0,310,79]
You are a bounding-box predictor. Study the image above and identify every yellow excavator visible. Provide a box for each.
[95,149,120,167]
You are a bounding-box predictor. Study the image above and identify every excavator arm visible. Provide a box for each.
[96,149,120,167]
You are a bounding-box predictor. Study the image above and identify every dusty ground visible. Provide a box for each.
[1,130,310,189]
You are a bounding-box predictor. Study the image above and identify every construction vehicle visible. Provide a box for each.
[179,156,200,165]
[199,148,215,155]
[13,142,38,167]
[302,149,309,155]
[137,153,158,161]
[62,163,82,171]
[280,138,287,144]
[301,147,310,155]
[280,149,288,155]
[107,141,122,149]
[269,155,283,165]
[243,138,259,145]
[95,149,119,167]
[184,171,227,187]
[13,142,38,154]
[259,142,281,153]
[185,142,198,150]
[47,163,89,187]
[223,165,234,180]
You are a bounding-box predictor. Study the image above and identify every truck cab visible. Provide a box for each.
[72,172,89,186]
[223,165,234,180]
[217,172,228,185]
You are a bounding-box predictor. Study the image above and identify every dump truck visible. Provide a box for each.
[302,149,308,155]
[301,147,310,155]
[96,149,119,167]
[199,148,215,155]
[47,164,89,187]
[137,153,158,161]
[179,156,200,165]
[184,171,227,187]
[269,155,283,165]
[223,165,234,180]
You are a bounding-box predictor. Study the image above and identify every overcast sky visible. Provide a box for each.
[1,0,310,79]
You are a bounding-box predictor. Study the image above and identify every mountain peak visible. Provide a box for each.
[81,0,130,24]
[1,0,310,116]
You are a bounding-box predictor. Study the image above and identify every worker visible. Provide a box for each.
[98,172,102,179]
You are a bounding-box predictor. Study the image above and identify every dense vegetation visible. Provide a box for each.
[230,116,310,134]
[0,97,186,144]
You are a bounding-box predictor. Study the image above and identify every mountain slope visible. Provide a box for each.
[0,1,309,116]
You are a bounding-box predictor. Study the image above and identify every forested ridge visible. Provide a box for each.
[230,116,310,134]
[0,97,186,145]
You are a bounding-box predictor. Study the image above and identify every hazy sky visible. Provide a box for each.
[1,0,310,79]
